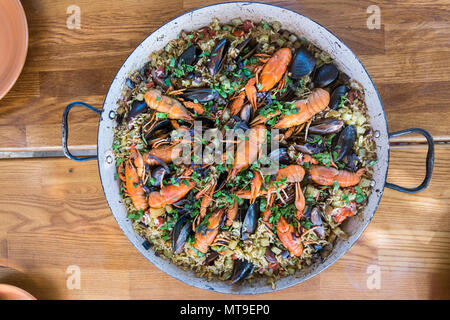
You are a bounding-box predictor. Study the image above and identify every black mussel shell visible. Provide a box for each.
[205,251,220,266]
[346,153,360,172]
[290,47,316,79]
[309,119,344,135]
[303,206,312,220]
[182,88,219,103]
[313,63,339,88]
[240,103,252,124]
[177,45,200,68]
[144,119,173,141]
[231,259,254,284]
[268,148,290,165]
[329,85,350,110]
[280,250,290,259]
[310,207,325,239]
[172,215,192,254]
[310,206,322,226]
[236,38,258,60]
[294,143,326,155]
[265,247,278,264]
[116,112,124,125]
[234,120,250,131]
[274,82,299,101]
[241,201,259,240]
[151,166,167,187]
[142,240,153,250]
[334,125,357,162]
[208,39,230,76]
[238,199,250,223]
[194,116,216,128]
[127,100,148,122]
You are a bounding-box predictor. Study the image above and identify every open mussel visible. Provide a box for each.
[235,38,258,60]
[265,247,278,264]
[233,119,250,131]
[313,63,339,88]
[346,153,360,172]
[294,142,326,155]
[274,81,298,102]
[182,88,219,103]
[231,259,254,284]
[127,100,148,122]
[208,39,230,76]
[290,47,316,79]
[268,148,290,165]
[172,214,192,254]
[151,166,168,187]
[151,67,169,89]
[177,44,201,68]
[240,103,252,124]
[308,119,344,135]
[205,251,220,266]
[144,119,173,141]
[329,85,350,110]
[310,207,325,239]
[241,201,259,240]
[193,116,216,130]
[334,125,356,162]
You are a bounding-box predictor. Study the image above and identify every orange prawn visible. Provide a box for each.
[142,143,182,166]
[245,78,258,111]
[275,164,305,183]
[249,110,281,127]
[262,208,272,222]
[258,48,292,92]
[130,145,145,179]
[249,170,263,204]
[273,88,330,129]
[147,180,196,208]
[229,125,267,180]
[225,199,239,227]
[144,89,194,121]
[183,101,205,115]
[309,165,365,188]
[229,91,246,116]
[120,160,148,212]
[274,165,306,218]
[276,216,303,257]
[192,209,225,254]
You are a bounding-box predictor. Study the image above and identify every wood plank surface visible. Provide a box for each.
[0,145,448,299]
[0,0,449,152]
[0,0,448,300]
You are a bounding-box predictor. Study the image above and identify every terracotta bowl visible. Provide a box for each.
[0,284,36,300]
[0,0,28,100]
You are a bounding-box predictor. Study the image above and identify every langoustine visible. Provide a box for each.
[309,165,365,187]
[273,88,330,129]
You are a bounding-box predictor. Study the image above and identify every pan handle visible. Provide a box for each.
[386,128,434,193]
[61,101,101,161]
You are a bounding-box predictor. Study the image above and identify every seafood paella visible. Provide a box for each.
[112,18,377,288]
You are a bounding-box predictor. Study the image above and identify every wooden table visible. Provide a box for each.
[0,0,448,299]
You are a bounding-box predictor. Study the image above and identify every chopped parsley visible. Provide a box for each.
[341,193,350,205]
[127,208,144,221]
[354,186,367,203]
[313,152,333,167]
[333,180,339,192]
[156,112,169,119]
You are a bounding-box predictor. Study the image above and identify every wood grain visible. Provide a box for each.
[0,0,448,300]
[0,145,448,299]
[0,0,449,152]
